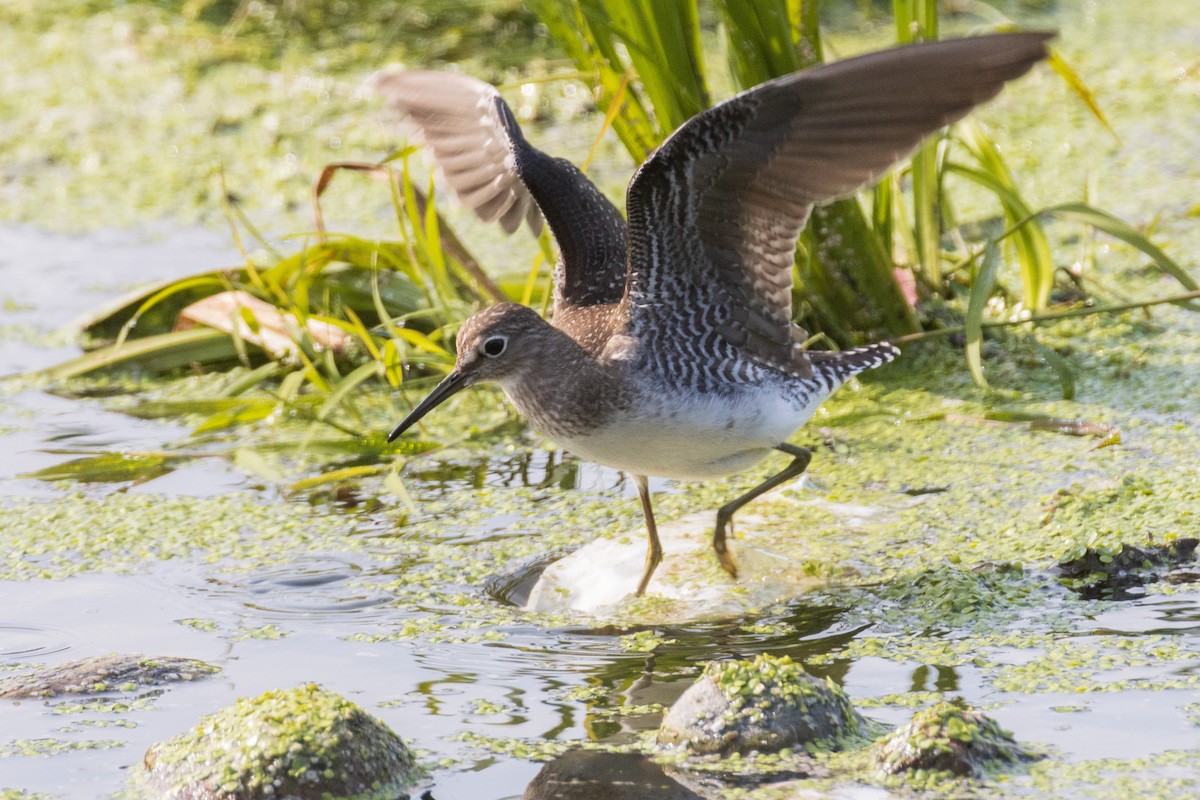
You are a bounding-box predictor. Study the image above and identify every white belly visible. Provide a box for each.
[546,386,830,480]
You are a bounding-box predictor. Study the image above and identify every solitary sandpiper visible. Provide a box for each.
[377,33,1051,596]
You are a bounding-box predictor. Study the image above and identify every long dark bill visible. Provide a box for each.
[387,370,469,442]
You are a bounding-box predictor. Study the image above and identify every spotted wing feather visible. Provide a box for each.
[624,33,1052,378]
[370,69,628,309]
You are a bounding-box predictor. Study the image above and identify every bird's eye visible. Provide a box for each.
[482,336,507,357]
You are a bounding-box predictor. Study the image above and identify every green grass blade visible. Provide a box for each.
[948,122,1056,310]
[526,0,660,157]
[1034,341,1076,400]
[41,328,242,379]
[1045,51,1117,140]
[590,0,708,131]
[385,466,419,514]
[193,399,278,435]
[220,362,284,397]
[317,361,384,422]
[964,240,1000,389]
[1042,202,1199,292]
[721,0,800,86]
[234,448,286,483]
[288,465,386,492]
[22,453,173,483]
[893,0,942,287]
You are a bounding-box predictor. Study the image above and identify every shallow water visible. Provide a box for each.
[3,2,1200,798]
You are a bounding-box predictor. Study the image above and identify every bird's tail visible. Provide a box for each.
[808,341,900,384]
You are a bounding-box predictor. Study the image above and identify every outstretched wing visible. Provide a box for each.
[370,70,628,309]
[623,33,1052,375]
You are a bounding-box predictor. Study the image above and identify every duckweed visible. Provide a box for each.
[659,655,867,755]
[0,739,125,758]
[874,699,1038,780]
[136,685,416,800]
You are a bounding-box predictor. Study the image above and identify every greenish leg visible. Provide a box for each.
[634,474,663,597]
[713,444,813,578]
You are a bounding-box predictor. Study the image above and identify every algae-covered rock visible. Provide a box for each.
[134,684,416,800]
[874,698,1037,779]
[0,654,218,699]
[1057,536,1198,599]
[657,654,865,755]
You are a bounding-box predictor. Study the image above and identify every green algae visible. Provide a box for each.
[873,699,1039,781]
[452,730,576,763]
[659,655,867,756]
[0,739,124,758]
[619,630,678,652]
[135,685,416,800]
[0,1,559,234]
[876,563,1036,631]
[50,698,156,715]
[1024,750,1200,799]
[706,655,829,709]
[177,618,219,632]
[232,624,291,641]
[0,492,353,582]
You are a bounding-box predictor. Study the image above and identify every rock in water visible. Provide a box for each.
[133,685,417,800]
[523,513,825,618]
[0,654,218,698]
[658,654,865,755]
[874,699,1038,779]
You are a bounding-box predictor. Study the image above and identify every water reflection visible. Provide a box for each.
[523,751,700,800]
[406,450,584,497]
[909,664,960,693]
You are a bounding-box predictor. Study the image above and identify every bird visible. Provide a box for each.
[374,33,1052,597]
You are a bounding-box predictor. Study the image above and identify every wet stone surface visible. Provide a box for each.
[0,654,219,699]
[133,684,417,800]
[874,699,1038,780]
[657,655,866,756]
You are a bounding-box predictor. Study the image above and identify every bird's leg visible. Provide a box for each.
[713,443,812,578]
[634,474,663,597]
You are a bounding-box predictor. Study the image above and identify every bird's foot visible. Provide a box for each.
[716,547,739,579]
[635,540,663,597]
[713,519,739,579]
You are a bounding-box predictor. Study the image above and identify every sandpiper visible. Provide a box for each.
[376,33,1051,596]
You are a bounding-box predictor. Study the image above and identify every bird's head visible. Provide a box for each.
[387,303,548,441]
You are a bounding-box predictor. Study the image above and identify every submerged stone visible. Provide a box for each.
[657,654,865,755]
[874,699,1037,779]
[133,685,416,800]
[524,750,701,800]
[523,511,829,619]
[0,654,218,699]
